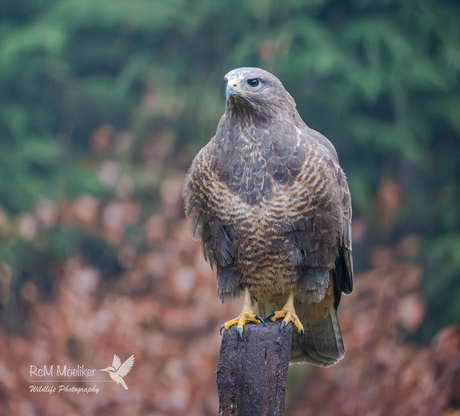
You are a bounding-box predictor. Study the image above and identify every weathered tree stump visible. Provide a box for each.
[216,319,293,416]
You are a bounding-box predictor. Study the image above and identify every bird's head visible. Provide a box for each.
[99,366,115,372]
[224,67,296,121]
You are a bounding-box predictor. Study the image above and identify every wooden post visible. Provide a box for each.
[216,319,293,416]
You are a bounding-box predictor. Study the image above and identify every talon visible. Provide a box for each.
[255,315,265,325]
[220,324,225,335]
[219,288,261,338]
[265,312,275,320]
[266,293,304,336]
[280,320,288,331]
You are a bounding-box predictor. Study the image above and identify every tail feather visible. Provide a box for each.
[257,289,345,367]
[290,305,344,367]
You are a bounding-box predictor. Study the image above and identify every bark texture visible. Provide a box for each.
[217,320,293,416]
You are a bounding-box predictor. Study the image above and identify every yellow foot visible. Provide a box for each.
[220,312,264,339]
[266,308,305,339]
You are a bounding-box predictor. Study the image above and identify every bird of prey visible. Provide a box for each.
[99,354,135,390]
[183,67,353,367]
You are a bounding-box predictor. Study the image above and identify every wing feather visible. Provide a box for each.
[183,138,242,303]
[287,128,353,303]
[117,355,135,377]
[112,354,121,370]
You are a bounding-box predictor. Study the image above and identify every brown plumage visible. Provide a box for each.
[183,67,353,367]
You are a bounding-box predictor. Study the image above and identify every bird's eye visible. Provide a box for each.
[247,79,260,88]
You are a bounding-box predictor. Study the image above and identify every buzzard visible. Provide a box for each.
[183,67,353,367]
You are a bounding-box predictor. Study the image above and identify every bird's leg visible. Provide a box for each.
[220,287,264,339]
[265,292,305,339]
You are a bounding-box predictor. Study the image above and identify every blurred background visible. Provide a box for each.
[0,0,459,414]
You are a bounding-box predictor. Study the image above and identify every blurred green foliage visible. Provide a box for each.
[0,0,459,337]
